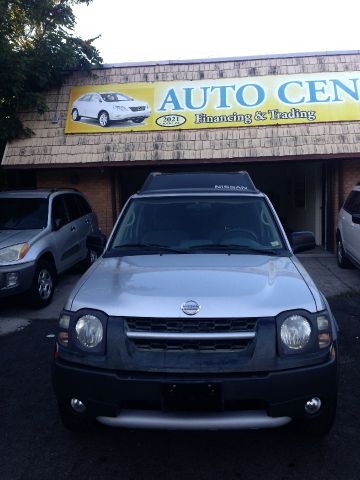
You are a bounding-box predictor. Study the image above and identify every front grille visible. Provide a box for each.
[125,317,257,352]
[129,106,145,112]
[130,339,251,352]
[126,317,256,333]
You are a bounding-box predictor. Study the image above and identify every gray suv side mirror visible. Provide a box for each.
[86,232,107,255]
[352,214,360,225]
[54,218,65,230]
[289,231,316,253]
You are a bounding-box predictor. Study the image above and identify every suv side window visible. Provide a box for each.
[344,191,360,214]
[63,194,82,222]
[52,195,69,229]
[75,195,92,216]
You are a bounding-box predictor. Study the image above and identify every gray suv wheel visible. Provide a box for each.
[28,259,56,308]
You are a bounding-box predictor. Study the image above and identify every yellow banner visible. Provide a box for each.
[65,71,360,133]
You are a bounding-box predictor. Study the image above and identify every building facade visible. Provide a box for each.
[3,51,360,249]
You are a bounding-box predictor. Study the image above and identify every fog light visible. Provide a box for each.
[305,397,322,414]
[70,398,86,413]
[6,272,19,288]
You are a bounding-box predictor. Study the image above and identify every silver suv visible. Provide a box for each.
[0,189,99,307]
[337,183,360,269]
[53,172,338,436]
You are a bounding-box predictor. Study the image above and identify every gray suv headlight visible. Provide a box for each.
[0,243,30,263]
[280,314,311,350]
[75,314,103,348]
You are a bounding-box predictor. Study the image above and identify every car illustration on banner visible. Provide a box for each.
[71,92,151,127]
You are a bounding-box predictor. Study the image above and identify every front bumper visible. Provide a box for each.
[52,354,337,430]
[111,110,151,121]
[0,261,36,298]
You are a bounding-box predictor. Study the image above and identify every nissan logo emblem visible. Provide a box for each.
[181,300,201,316]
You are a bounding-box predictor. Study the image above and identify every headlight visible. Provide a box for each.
[57,313,71,347]
[317,315,331,348]
[75,314,103,348]
[280,315,311,350]
[113,105,127,111]
[0,243,30,263]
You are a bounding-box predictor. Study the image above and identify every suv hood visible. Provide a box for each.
[69,254,322,317]
[0,229,41,248]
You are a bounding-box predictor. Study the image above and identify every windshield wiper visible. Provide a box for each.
[113,243,187,253]
[186,244,282,255]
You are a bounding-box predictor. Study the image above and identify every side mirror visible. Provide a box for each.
[288,231,316,253]
[86,232,107,255]
[352,214,360,225]
[54,218,64,230]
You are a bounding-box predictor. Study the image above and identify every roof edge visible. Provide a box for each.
[99,50,360,70]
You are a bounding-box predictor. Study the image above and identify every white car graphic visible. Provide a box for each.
[71,92,151,127]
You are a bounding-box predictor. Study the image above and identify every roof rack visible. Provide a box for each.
[139,172,258,195]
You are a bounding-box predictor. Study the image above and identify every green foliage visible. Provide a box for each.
[0,0,102,142]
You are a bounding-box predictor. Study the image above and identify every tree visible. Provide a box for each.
[0,0,102,145]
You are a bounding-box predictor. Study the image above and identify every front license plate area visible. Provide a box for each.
[162,383,223,412]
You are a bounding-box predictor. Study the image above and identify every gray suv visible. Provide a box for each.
[337,183,360,269]
[0,189,99,307]
[53,172,338,436]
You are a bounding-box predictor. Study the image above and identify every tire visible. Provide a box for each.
[337,236,351,268]
[98,111,110,127]
[27,259,56,308]
[58,400,96,434]
[295,395,337,437]
[132,117,145,123]
[72,108,81,121]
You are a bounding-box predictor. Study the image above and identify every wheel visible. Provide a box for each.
[27,259,56,308]
[337,236,351,268]
[71,108,81,121]
[132,117,145,123]
[295,395,337,437]
[98,111,110,127]
[58,400,96,434]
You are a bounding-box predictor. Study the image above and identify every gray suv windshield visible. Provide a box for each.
[108,196,286,254]
[0,198,48,230]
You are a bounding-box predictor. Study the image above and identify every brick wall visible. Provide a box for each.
[37,168,115,235]
[343,159,360,199]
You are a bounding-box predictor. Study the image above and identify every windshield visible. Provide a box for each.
[108,196,287,255]
[0,198,49,230]
[100,93,132,102]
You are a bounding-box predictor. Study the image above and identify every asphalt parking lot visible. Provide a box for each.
[298,251,360,297]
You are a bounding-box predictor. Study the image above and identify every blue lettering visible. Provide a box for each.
[307,80,330,103]
[184,87,210,110]
[210,85,236,108]
[331,78,360,102]
[235,84,265,107]
[158,88,184,111]
[278,81,305,104]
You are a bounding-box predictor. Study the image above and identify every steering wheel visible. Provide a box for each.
[222,228,258,242]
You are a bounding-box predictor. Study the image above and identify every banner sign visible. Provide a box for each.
[65,71,360,133]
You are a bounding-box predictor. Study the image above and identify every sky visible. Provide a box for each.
[73,0,360,64]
